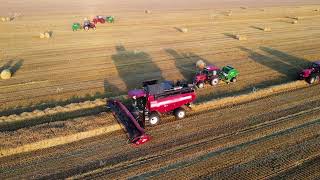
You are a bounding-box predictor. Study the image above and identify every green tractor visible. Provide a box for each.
[106,16,115,23]
[72,22,81,31]
[218,65,239,83]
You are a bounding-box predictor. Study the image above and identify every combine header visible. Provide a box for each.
[108,80,196,146]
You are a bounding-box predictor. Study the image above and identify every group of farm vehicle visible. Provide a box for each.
[72,15,115,31]
[108,60,320,146]
[108,61,239,145]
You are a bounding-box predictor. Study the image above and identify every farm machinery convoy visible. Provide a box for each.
[107,62,239,146]
[72,15,115,31]
[193,61,239,88]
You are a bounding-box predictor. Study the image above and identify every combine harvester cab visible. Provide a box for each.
[298,61,320,84]
[108,80,196,145]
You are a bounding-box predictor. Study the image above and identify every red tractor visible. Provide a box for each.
[92,15,106,24]
[298,61,320,84]
[108,80,196,145]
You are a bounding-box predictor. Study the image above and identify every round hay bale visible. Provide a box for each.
[44,32,51,38]
[196,60,206,70]
[227,11,232,16]
[236,35,247,41]
[294,16,301,20]
[40,33,45,38]
[1,69,11,79]
[180,27,188,33]
[263,27,271,32]
[1,17,6,22]
[5,17,10,21]
[292,20,298,24]
[145,10,151,14]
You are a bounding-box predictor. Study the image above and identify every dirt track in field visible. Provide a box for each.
[0,82,319,179]
[1,2,320,114]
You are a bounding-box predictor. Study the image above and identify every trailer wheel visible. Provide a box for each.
[174,108,186,119]
[148,112,160,126]
[197,82,204,89]
[210,78,219,86]
[231,77,237,83]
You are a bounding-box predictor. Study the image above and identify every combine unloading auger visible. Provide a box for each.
[107,99,151,146]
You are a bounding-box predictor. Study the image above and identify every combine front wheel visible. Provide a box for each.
[148,112,160,126]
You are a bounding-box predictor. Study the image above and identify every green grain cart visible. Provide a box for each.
[219,65,239,83]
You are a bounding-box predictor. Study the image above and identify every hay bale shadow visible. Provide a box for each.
[174,27,188,33]
[250,26,264,31]
[0,59,23,75]
[223,33,237,39]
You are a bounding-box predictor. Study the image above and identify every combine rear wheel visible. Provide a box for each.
[174,107,186,119]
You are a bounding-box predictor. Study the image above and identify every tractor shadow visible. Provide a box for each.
[111,45,164,90]
[0,59,24,75]
[238,46,310,80]
[165,49,210,83]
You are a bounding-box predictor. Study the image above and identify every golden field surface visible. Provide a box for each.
[0,1,320,112]
[0,0,320,179]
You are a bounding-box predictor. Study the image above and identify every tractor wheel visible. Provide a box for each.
[197,82,204,89]
[308,76,316,84]
[148,112,160,126]
[210,78,219,86]
[84,26,89,31]
[174,107,186,119]
[231,77,237,83]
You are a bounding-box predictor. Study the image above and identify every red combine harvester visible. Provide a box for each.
[108,80,196,145]
[298,61,320,84]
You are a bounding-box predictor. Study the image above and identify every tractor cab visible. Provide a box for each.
[202,65,220,76]
[310,62,320,71]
